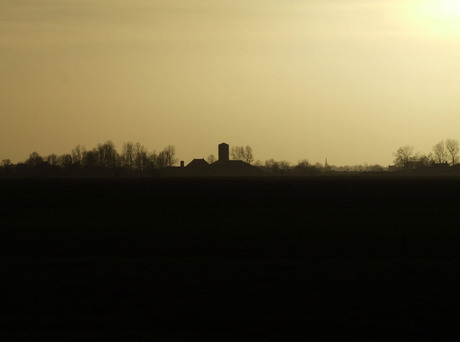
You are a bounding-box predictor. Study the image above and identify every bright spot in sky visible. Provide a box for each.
[405,0,460,36]
[437,0,460,16]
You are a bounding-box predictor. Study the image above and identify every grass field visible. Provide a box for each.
[2,177,460,340]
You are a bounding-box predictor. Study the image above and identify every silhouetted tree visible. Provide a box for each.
[1,159,12,168]
[133,142,149,171]
[445,139,459,166]
[243,146,254,164]
[156,152,168,169]
[82,149,98,169]
[207,154,216,164]
[96,141,119,168]
[0,159,13,176]
[231,146,244,160]
[264,159,291,175]
[264,159,279,172]
[25,152,44,167]
[121,142,135,170]
[278,161,291,171]
[294,159,318,174]
[414,153,434,168]
[148,151,158,169]
[432,141,448,164]
[393,146,416,169]
[57,154,73,169]
[297,159,310,169]
[292,159,315,175]
[231,145,254,164]
[71,145,84,168]
[46,154,58,166]
[155,145,177,168]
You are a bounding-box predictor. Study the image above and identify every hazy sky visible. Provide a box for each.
[2,0,460,166]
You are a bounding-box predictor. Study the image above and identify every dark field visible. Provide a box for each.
[2,177,460,341]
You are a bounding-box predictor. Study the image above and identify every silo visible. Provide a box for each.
[218,143,229,162]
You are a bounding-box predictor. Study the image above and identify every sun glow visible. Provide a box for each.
[437,0,460,16]
[403,0,460,36]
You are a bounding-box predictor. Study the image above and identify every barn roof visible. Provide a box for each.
[186,159,209,169]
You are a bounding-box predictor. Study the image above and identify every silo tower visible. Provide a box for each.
[218,143,229,162]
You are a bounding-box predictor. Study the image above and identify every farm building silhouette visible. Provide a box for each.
[163,143,261,177]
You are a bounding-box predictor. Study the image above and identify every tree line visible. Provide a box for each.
[393,139,459,170]
[0,141,177,177]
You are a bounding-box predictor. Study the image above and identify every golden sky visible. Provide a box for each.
[1,0,460,165]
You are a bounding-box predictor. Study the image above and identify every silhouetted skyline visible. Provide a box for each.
[4,138,460,178]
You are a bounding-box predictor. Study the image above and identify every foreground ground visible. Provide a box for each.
[1,176,460,340]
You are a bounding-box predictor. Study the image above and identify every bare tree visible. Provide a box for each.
[25,152,44,167]
[164,145,177,167]
[253,160,263,167]
[206,154,216,164]
[148,151,158,169]
[278,161,291,171]
[295,159,313,172]
[296,159,310,168]
[414,153,434,168]
[155,145,177,168]
[121,142,135,169]
[264,159,279,170]
[243,146,254,164]
[46,154,58,166]
[1,159,12,169]
[231,146,244,160]
[133,142,149,170]
[96,141,119,168]
[231,145,254,164]
[120,142,149,171]
[445,139,459,166]
[71,145,85,168]
[432,141,448,164]
[393,146,416,169]
[82,149,98,169]
[264,159,291,174]
[57,154,73,169]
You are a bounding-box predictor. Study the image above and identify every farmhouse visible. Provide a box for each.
[164,143,260,177]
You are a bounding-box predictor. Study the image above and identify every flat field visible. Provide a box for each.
[1,177,460,341]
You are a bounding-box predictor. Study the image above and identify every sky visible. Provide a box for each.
[1,0,460,166]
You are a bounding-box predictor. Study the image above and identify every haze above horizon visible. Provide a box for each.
[1,0,460,166]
